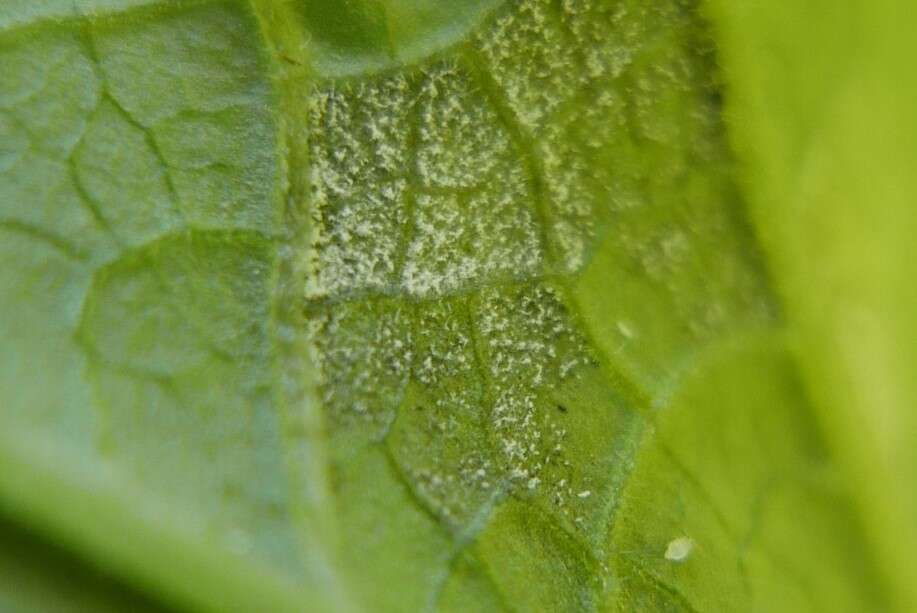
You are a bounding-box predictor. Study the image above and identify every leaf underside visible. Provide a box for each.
[0,1,890,612]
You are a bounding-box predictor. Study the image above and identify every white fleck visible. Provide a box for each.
[664,536,694,562]
[577,490,591,498]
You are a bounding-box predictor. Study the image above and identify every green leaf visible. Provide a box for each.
[0,515,164,613]
[706,1,917,609]
[0,0,903,611]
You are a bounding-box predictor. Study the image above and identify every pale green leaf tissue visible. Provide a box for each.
[0,0,913,611]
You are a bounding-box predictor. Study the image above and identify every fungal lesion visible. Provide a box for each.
[307,273,599,527]
[301,0,739,533]
[305,59,545,302]
[302,0,665,303]
[300,0,631,530]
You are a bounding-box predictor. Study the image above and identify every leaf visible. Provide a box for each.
[0,0,898,611]
[0,515,164,612]
[706,1,917,610]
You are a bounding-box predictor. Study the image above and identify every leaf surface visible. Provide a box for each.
[706,0,917,609]
[0,0,895,611]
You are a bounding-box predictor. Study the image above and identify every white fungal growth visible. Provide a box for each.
[416,62,510,188]
[305,75,412,298]
[302,0,717,530]
[664,536,694,562]
[307,61,545,300]
[475,0,581,133]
